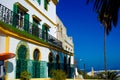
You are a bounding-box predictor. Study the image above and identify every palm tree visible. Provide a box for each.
[86,0,120,79]
[107,71,119,80]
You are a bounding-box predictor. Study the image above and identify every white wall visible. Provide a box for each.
[8,36,51,79]
[0,34,6,53]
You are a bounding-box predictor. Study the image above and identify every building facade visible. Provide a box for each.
[0,0,74,80]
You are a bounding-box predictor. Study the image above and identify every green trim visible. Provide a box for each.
[24,13,29,32]
[13,4,18,27]
[37,0,41,5]
[44,0,48,10]
[42,24,48,41]
[42,25,45,40]
[16,41,30,59]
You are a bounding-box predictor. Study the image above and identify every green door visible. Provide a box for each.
[16,45,27,78]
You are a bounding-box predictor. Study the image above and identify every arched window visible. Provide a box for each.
[16,45,27,78]
[33,49,40,61]
[49,52,54,63]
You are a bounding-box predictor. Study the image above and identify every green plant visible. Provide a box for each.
[107,71,119,80]
[50,70,66,80]
[20,71,31,80]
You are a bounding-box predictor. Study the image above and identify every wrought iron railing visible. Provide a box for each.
[0,4,62,48]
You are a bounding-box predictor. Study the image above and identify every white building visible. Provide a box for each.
[0,0,74,80]
[56,16,74,78]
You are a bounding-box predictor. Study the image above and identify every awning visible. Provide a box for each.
[0,52,16,60]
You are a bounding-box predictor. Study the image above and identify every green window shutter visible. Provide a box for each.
[32,19,39,37]
[37,0,41,5]
[44,0,48,10]
[13,4,18,27]
[42,25,45,40]
[24,13,29,32]
[45,27,48,41]
[42,25,49,41]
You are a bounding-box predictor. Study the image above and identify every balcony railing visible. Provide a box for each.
[0,4,62,48]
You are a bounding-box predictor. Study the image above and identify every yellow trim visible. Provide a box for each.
[5,36,10,80]
[16,2,28,12]
[0,25,73,56]
[25,0,57,26]
[52,0,58,5]
[5,36,10,52]
[32,48,42,61]
[32,15,41,22]
[44,23,51,28]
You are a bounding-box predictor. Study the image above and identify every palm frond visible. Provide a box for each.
[87,0,120,34]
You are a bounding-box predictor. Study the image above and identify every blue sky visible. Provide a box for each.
[56,0,120,71]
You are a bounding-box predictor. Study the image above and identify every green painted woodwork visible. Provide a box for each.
[18,45,27,59]
[37,0,41,5]
[16,59,27,78]
[32,19,39,37]
[24,13,29,32]
[16,45,28,78]
[27,60,48,78]
[32,61,40,78]
[39,61,48,78]
[44,0,48,10]
[42,25,48,41]
[13,4,18,27]
[16,41,30,59]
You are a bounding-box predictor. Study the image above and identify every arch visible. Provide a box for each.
[49,52,54,63]
[33,48,40,61]
[17,45,27,59]
[16,41,29,79]
[16,41,29,59]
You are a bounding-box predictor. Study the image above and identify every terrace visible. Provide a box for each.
[0,4,62,49]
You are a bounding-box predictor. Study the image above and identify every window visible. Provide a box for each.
[13,3,29,32]
[32,16,40,37]
[44,0,48,10]
[33,49,40,61]
[42,24,49,41]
